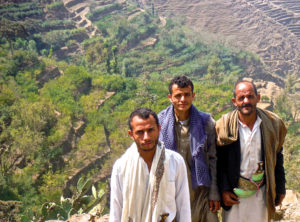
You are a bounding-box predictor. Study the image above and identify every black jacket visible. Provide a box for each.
[217,135,286,210]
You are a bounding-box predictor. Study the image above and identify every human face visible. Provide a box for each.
[128,115,161,152]
[168,84,195,114]
[232,82,260,116]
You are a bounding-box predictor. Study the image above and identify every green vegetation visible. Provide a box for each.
[41,177,106,221]
[35,28,87,51]
[0,2,43,20]
[0,19,29,55]
[41,20,74,30]
[0,0,299,221]
[273,74,300,192]
[45,1,64,11]
[87,3,122,22]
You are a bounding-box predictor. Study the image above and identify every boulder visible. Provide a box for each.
[275,190,300,221]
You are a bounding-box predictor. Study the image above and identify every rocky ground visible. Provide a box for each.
[275,190,300,221]
[46,214,109,222]
[43,190,300,221]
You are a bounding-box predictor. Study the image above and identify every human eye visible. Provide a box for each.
[136,130,144,135]
[148,128,154,133]
[175,94,181,99]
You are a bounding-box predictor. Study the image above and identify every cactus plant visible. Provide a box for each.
[40,177,106,221]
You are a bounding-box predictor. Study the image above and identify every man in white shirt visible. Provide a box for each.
[110,108,191,222]
[216,80,287,222]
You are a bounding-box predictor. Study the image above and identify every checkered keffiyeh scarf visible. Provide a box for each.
[158,105,211,187]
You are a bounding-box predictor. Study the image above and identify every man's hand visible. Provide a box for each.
[222,191,240,206]
[209,200,220,213]
[275,193,285,206]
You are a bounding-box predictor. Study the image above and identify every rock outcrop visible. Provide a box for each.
[243,77,283,111]
[275,190,300,221]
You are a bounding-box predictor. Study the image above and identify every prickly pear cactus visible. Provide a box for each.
[41,177,106,221]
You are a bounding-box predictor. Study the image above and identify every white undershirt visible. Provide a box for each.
[238,116,262,179]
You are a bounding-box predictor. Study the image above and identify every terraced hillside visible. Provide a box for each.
[143,0,300,81]
[2,0,300,220]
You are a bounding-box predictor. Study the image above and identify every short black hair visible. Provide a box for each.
[128,108,159,130]
[168,75,194,94]
[233,80,258,98]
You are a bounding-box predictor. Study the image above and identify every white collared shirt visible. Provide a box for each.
[238,116,262,179]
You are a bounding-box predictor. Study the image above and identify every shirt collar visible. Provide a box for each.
[174,113,190,126]
[238,115,262,130]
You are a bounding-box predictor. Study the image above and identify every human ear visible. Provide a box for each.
[168,94,172,103]
[128,130,134,140]
[232,97,237,107]
[257,94,261,103]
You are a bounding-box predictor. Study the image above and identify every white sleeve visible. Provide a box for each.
[175,157,191,222]
[109,161,123,222]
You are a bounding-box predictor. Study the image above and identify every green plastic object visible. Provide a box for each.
[233,188,256,198]
[252,172,264,182]
[233,162,264,198]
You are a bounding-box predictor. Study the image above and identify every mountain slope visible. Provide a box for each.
[144,0,300,81]
[1,0,299,220]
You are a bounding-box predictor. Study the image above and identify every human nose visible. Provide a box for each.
[179,95,186,101]
[143,131,150,140]
[243,97,250,103]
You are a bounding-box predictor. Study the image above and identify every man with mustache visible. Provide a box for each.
[158,76,220,222]
[110,108,191,222]
[216,80,287,222]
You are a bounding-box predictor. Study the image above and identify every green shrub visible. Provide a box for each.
[261,95,270,102]
[41,20,74,30]
[40,177,107,221]
[93,75,128,92]
[46,1,64,11]
[41,28,86,50]
[87,3,122,21]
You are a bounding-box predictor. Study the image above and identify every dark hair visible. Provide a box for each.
[128,108,159,130]
[168,75,194,94]
[233,80,258,98]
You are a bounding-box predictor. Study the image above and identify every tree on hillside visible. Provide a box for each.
[0,99,56,176]
[275,74,300,122]
[0,18,28,56]
[285,73,299,93]
[207,55,224,83]
[285,74,300,121]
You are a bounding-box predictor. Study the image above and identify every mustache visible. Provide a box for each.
[242,104,253,108]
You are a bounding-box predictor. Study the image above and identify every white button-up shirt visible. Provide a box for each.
[238,116,262,179]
